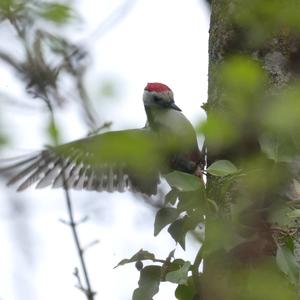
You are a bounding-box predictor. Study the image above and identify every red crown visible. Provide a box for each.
[145,82,171,93]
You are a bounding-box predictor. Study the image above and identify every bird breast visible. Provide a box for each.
[152,108,197,148]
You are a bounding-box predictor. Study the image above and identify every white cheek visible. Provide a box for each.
[143,91,153,106]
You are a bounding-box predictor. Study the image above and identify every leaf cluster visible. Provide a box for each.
[116,163,239,299]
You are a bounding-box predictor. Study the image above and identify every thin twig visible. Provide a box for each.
[46,98,96,299]
[62,182,96,300]
[82,240,100,252]
[87,122,112,136]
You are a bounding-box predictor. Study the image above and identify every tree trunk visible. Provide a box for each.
[202,1,300,299]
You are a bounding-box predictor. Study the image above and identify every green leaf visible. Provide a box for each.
[168,217,187,249]
[47,118,60,145]
[132,266,161,300]
[287,209,300,219]
[175,280,195,300]
[39,3,72,24]
[163,258,185,274]
[269,206,294,227]
[165,171,204,192]
[177,190,206,213]
[259,134,293,163]
[199,112,239,151]
[114,249,155,268]
[165,261,191,285]
[264,86,300,135]
[0,0,11,12]
[167,215,197,250]
[276,245,299,284]
[206,160,238,176]
[164,188,179,205]
[0,132,8,148]
[154,207,179,236]
[0,0,24,20]
[219,56,266,100]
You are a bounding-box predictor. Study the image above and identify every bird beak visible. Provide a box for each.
[170,102,182,111]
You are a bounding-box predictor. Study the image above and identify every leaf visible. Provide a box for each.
[175,281,195,300]
[165,188,179,205]
[269,206,294,227]
[206,160,238,176]
[165,171,204,192]
[198,112,239,150]
[154,207,179,236]
[287,209,300,219]
[0,0,12,14]
[0,132,8,148]
[114,249,155,268]
[163,258,185,274]
[165,261,191,285]
[177,190,206,213]
[132,266,161,300]
[276,245,299,284]
[39,3,72,24]
[47,118,60,145]
[161,259,184,281]
[259,134,292,163]
[167,215,198,250]
[168,217,187,249]
[264,86,300,135]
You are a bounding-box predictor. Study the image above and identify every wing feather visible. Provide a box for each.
[36,159,62,188]
[7,157,44,186]
[1,129,161,195]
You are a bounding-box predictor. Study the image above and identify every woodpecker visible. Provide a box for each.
[1,83,203,195]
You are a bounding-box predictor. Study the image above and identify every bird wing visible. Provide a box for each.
[0,128,162,195]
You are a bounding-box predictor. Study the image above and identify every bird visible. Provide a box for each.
[0,82,203,195]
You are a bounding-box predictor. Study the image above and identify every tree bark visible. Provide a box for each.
[202,1,300,299]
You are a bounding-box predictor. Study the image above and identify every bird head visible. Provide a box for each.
[143,82,181,111]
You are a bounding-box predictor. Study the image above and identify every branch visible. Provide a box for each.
[62,180,96,300]
[45,99,96,300]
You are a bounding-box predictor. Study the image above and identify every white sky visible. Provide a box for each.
[0,0,209,299]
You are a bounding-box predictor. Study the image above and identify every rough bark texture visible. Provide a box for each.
[203,0,300,299]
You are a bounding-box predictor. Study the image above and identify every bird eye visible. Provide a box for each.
[153,95,161,102]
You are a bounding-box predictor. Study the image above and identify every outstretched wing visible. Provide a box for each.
[0,129,163,195]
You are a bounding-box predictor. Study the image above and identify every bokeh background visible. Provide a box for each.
[0,1,209,299]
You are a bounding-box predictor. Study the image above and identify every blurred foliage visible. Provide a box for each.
[232,0,300,46]
[1,1,300,300]
[98,80,117,98]
[0,132,8,148]
[46,116,61,145]
[201,56,267,157]
[0,0,98,133]
[0,111,9,149]
[38,2,73,24]
[206,160,238,176]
